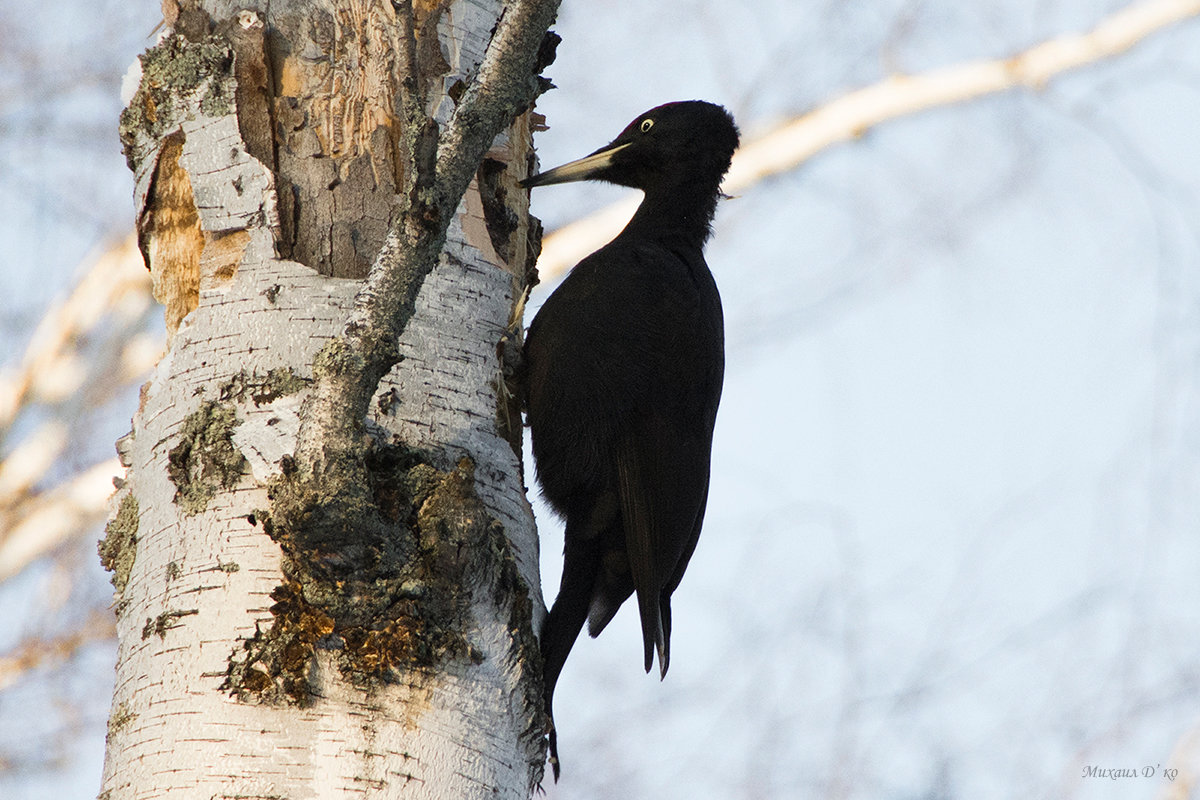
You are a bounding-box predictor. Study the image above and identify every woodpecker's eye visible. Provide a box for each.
[640,118,654,133]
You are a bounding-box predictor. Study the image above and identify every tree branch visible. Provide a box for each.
[0,458,122,582]
[0,610,116,692]
[435,0,560,212]
[0,236,152,583]
[393,0,429,199]
[0,236,154,441]
[295,0,561,472]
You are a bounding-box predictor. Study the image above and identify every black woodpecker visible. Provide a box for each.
[522,100,739,777]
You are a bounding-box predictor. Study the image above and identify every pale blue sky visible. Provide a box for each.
[2,1,1199,798]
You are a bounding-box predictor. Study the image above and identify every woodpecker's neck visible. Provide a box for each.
[622,174,724,247]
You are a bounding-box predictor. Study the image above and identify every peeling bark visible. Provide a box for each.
[103,1,559,797]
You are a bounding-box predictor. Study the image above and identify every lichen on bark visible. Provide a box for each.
[99,494,139,594]
[220,367,309,406]
[118,31,234,160]
[225,447,534,707]
[167,400,246,515]
[141,608,199,640]
[105,701,135,746]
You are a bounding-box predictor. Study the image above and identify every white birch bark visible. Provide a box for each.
[100,1,555,797]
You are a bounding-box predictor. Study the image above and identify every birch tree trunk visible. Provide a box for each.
[100,1,559,797]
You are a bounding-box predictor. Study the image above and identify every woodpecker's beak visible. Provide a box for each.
[522,141,632,187]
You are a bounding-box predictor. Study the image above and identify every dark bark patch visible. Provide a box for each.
[477,157,520,265]
[219,10,275,169]
[494,321,525,463]
[478,487,546,775]
[523,213,543,290]
[265,2,411,278]
[226,447,516,704]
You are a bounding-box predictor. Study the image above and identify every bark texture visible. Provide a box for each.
[103,1,556,797]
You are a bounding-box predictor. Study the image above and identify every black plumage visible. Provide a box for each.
[522,100,739,777]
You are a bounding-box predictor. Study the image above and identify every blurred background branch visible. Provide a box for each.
[0,236,153,581]
[535,0,1200,279]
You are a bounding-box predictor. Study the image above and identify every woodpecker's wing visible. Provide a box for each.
[615,411,713,677]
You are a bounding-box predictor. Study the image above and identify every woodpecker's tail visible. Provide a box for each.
[540,517,603,781]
